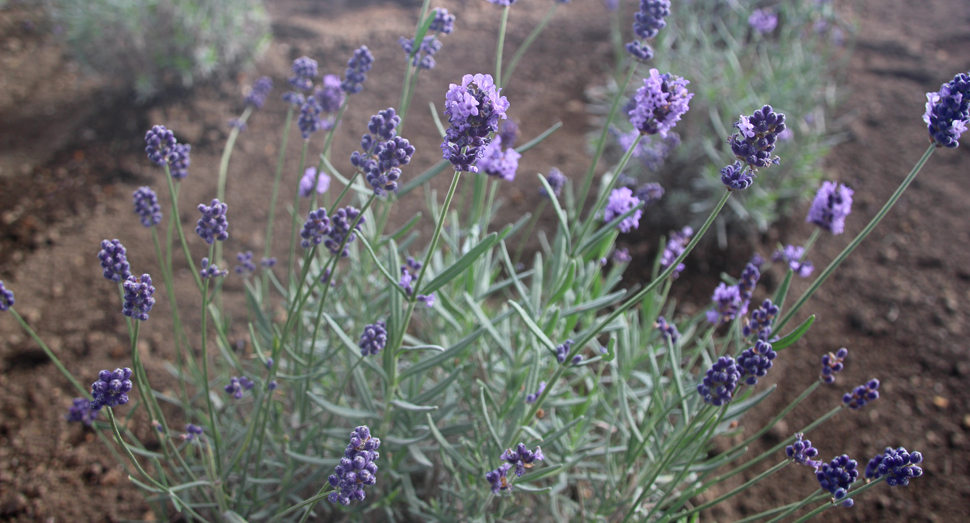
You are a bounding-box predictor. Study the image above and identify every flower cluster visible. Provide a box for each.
[359,321,388,356]
[65,397,97,426]
[441,73,510,172]
[352,108,415,196]
[612,248,632,263]
[326,206,365,257]
[298,96,326,139]
[525,382,546,404]
[299,167,331,198]
[816,454,859,507]
[169,144,191,180]
[342,46,374,94]
[720,161,754,191]
[540,168,566,198]
[133,187,162,228]
[224,376,254,399]
[316,74,345,113]
[843,379,880,409]
[501,443,544,477]
[706,283,745,325]
[244,76,273,109]
[485,463,512,494]
[660,226,693,278]
[555,339,579,365]
[289,56,318,92]
[499,120,518,148]
[300,208,331,249]
[727,105,786,170]
[629,69,693,137]
[820,347,848,384]
[416,293,435,307]
[865,447,923,486]
[743,299,779,338]
[144,125,176,167]
[626,0,670,61]
[196,199,229,244]
[399,36,442,70]
[773,244,814,277]
[122,274,155,321]
[603,187,642,233]
[98,239,131,283]
[634,182,665,204]
[786,433,821,470]
[0,281,12,312]
[748,9,778,34]
[736,339,777,385]
[328,426,380,505]
[475,135,521,181]
[184,424,204,441]
[738,263,760,302]
[655,316,680,343]
[697,356,740,406]
[200,258,228,279]
[807,181,853,235]
[235,251,256,275]
[90,368,133,410]
[923,71,970,148]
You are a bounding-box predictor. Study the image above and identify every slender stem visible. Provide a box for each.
[288,140,310,290]
[262,106,295,303]
[776,144,935,332]
[10,308,87,396]
[106,408,167,489]
[198,249,223,473]
[162,167,203,292]
[664,460,791,522]
[788,478,886,523]
[214,105,253,280]
[397,0,432,127]
[512,199,547,265]
[573,133,643,250]
[494,6,511,89]
[501,3,558,89]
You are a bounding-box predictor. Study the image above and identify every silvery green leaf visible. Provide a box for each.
[306,392,378,419]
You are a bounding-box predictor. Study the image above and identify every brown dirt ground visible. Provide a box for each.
[0,0,968,521]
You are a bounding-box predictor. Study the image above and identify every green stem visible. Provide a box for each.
[512,199,547,265]
[494,6,511,89]
[214,105,253,283]
[150,226,196,413]
[397,0,432,126]
[788,478,886,523]
[501,3,558,89]
[573,133,643,250]
[198,248,223,474]
[776,144,935,332]
[663,460,791,523]
[287,140,310,290]
[162,167,203,292]
[262,106,295,303]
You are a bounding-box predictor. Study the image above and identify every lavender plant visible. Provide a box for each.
[5,2,960,522]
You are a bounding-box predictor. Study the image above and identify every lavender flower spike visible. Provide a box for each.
[501,443,545,477]
[748,9,778,34]
[122,274,156,321]
[807,181,853,235]
[328,426,380,505]
[326,206,364,257]
[786,433,821,471]
[865,447,923,486]
[476,135,520,182]
[168,143,191,180]
[224,376,254,399]
[660,226,693,278]
[0,281,14,312]
[235,251,256,275]
[359,321,388,356]
[843,379,880,409]
[820,347,848,384]
[300,208,332,249]
[342,46,374,94]
[288,56,318,92]
[540,168,567,198]
[200,258,228,279]
[697,356,740,406]
[720,161,754,191]
[133,187,162,227]
[816,454,859,507]
[924,71,970,148]
[603,187,642,233]
[244,76,273,109]
[299,167,331,198]
[98,239,131,283]
[441,73,510,173]
[65,397,98,426]
[144,125,176,167]
[90,368,133,410]
[625,0,671,61]
[196,199,229,244]
[629,69,693,137]
[525,382,546,404]
[736,339,777,385]
[728,105,786,170]
[773,244,814,278]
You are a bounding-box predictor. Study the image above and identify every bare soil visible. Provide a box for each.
[0,0,967,521]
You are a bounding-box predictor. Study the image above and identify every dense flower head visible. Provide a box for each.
[744,299,779,338]
[315,74,345,113]
[923,71,970,148]
[816,454,859,506]
[352,109,414,196]
[603,187,643,233]
[617,129,680,171]
[298,96,326,139]
[261,257,277,268]
[865,447,923,486]
[299,167,331,198]
[499,120,519,149]
[629,69,693,137]
[65,397,97,426]
[328,426,381,505]
[660,226,693,278]
[184,424,204,441]
[728,105,787,170]
[235,251,256,275]
[625,40,655,62]
[90,368,133,410]
[807,181,853,234]
[525,381,546,404]
[555,339,577,365]
[773,244,814,277]
[417,293,435,307]
[748,9,778,34]
[430,7,456,34]
[342,46,374,94]
[634,182,665,204]
[326,206,364,257]
[122,274,156,321]
[706,283,745,325]
[359,321,387,356]
[399,267,414,295]
[400,35,443,70]
[405,256,422,273]
[282,91,305,107]
[289,56,318,92]
[196,199,229,244]
[655,316,680,343]
[475,135,521,181]
[0,281,13,312]
[720,161,754,190]
[441,73,510,173]
[199,258,228,279]
[843,379,880,409]
[540,168,567,198]
[98,239,131,283]
[738,263,760,302]
[501,443,545,477]
[786,433,821,470]
[224,376,254,399]
[244,76,273,108]
[145,125,176,166]
[133,186,162,227]
[698,356,740,406]
[168,143,191,180]
[820,347,848,384]
[736,339,777,385]
[300,207,332,249]
[632,0,670,40]
[486,463,513,494]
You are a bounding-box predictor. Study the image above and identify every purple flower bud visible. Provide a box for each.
[807,181,853,235]
[195,199,229,244]
[540,168,567,198]
[728,105,786,170]
[786,433,821,470]
[0,281,14,312]
[300,167,331,198]
[816,454,859,506]
[300,208,331,249]
[122,274,155,321]
[748,9,778,34]
[843,378,880,409]
[168,143,191,180]
[720,161,754,190]
[603,187,642,233]
[429,8,455,34]
[289,56,318,92]
[359,321,388,356]
[417,293,435,308]
[661,227,693,278]
[629,69,693,137]
[90,368,133,410]
[773,245,814,277]
[144,125,176,167]
[326,206,364,257]
[65,397,98,426]
[923,71,970,148]
[329,426,380,504]
[133,187,162,227]
[697,356,740,406]
[655,316,679,343]
[200,258,228,279]
[525,381,546,403]
[98,239,131,283]
[554,340,575,365]
[342,46,374,95]
[244,76,273,109]
[235,251,256,275]
[475,135,520,181]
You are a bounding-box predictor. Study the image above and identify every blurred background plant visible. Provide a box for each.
[44,0,271,101]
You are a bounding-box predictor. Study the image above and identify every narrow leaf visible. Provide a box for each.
[306,392,378,419]
[772,314,815,351]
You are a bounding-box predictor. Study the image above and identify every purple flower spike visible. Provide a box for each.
[843,379,880,409]
[90,368,133,410]
[603,187,642,233]
[400,35,443,70]
[736,339,777,385]
[122,274,155,321]
[224,376,254,399]
[820,347,848,384]
[430,8,455,34]
[475,135,520,182]
[748,9,778,34]
[0,281,14,312]
[697,356,740,406]
[737,263,760,302]
[613,248,632,263]
[773,245,814,277]
[501,443,545,478]
[200,258,228,279]
[289,56,318,92]
[540,168,567,198]
[486,463,513,494]
[816,454,859,506]
[244,76,273,109]
[525,381,546,404]
[133,187,162,227]
[625,0,670,61]
[196,199,229,244]
[655,316,680,343]
[328,426,380,505]
[661,226,693,278]
[417,293,435,308]
[315,74,345,114]
[706,283,744,325]
[555,339,575,365]
[342,46,374,94]
[300,167,331,198]
[807,181,853,235]
[261,257,277,268]
[144,125,176,167]
[65,397,98,426]
[326,206,364,257]
[629,69,693,137]
[359,321,388,356]
[499,120,519,149]
[634,182,665,204]
[744,299,779,339]
[924,72,970,148]
[728,105,786,171]
[282,91,305,107]
[98,239,132,283]
[720,161,754,190]
[441,73,509,173]
[168,143,191,180]
[786,433,822,471]
[184,424,204,440]
[298,96,325,139]
[235,251,256,275]
[486,0,518,5]
[865,447,923,486]
[300,208,332,249]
